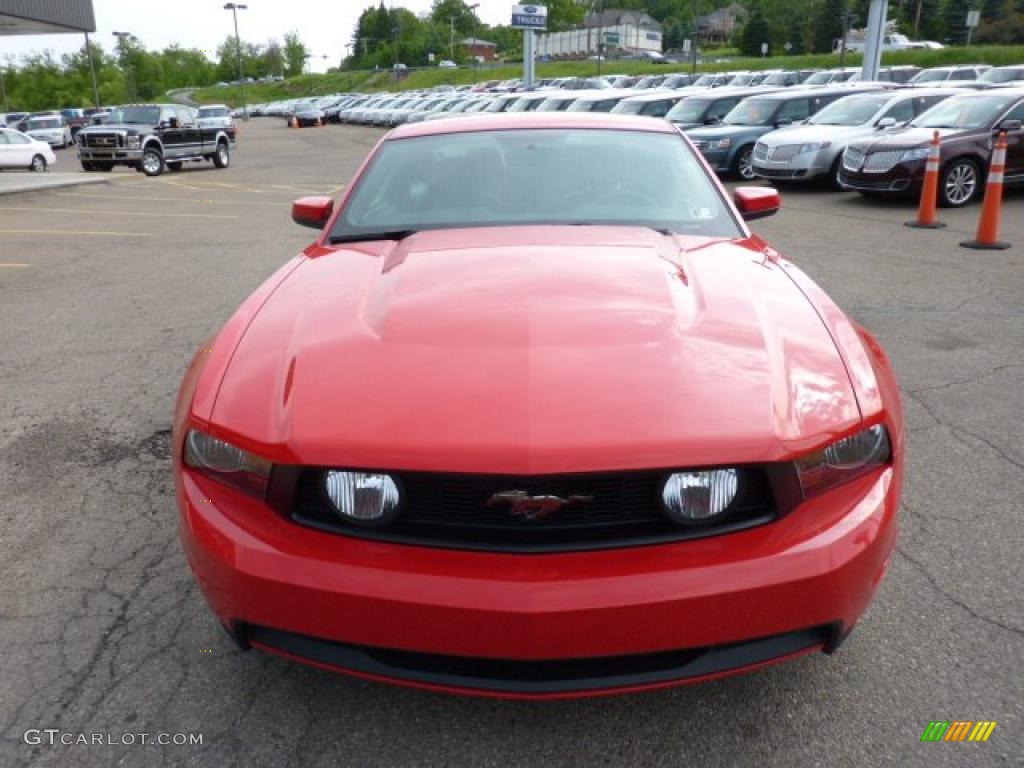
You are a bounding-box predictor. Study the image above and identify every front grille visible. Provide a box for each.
[83,132,123,148]
[769,144,803,163]
[863,150,903,173]
[290,468,778,552]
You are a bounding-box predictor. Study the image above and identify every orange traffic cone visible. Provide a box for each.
[905,130,945,229]
[961,131,1011,250]
[290,116,298,128]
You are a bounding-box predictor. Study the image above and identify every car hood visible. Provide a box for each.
[759,123,882,147]
[211,227,862,473]
[686,124,769,142]
[849,125,971,151]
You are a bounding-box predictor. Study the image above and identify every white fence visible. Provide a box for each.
[535,25,663,59]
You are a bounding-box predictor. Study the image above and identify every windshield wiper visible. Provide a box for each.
[329,229,418,244]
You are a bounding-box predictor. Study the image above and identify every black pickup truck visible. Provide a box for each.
[76,103,233,177]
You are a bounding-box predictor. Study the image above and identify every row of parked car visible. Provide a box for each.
[250,63,1024,208]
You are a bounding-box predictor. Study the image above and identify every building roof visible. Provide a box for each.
[0,0,95,34]
[584,9,662,31]
[461,37,497,47]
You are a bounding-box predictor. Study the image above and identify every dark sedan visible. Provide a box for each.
[839,90,1024,206]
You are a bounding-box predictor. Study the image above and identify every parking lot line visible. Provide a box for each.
[0,229,154,238]
[0,206,238,220]
[0,262,31,267]
[55,191,291,207]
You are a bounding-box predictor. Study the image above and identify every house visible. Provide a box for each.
[461,37,497,62]
[584,9,662,34]
[697,4,747,44]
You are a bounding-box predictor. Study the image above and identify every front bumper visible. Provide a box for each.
[178,466,899,698]
[838,159,924,195]
[753,149,836,181]
[78,147,143,163]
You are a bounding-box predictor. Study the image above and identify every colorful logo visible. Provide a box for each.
[921,721,997,742]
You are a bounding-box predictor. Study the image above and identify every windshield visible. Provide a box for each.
[912,70,950,83]
[332,129,739,240]
[106,106,161,124]
[538,98,574,112]
[198,107,229,118]
[666,98,713,123]
[810,95,889,125]
[28,118,62,130]
[729,74,755,85]
[723,99,778,126]
[568,97,620,112]
[912,94,1017,129]
[612,100,646,115]
[979,68,1024,83]
[803,72,833,85]
[761,73,789,85]
[692,75,717,87]
[508,97,544,112]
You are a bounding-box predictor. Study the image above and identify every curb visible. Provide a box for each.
[0,176,111,197]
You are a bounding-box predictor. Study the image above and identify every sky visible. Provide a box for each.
[0,0,512,73]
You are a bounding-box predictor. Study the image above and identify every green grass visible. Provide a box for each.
[190,45,1024,105]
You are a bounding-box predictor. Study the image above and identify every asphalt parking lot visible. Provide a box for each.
[1,118,1021,767]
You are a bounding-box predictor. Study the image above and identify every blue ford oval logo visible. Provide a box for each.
[524,5,537,12]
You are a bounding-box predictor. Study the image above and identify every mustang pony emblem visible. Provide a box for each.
[486,490,594,520]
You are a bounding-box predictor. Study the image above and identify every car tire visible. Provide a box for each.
[141,147,164,177]
[828,156,845,191]
[95,163,114,172]
[81,161,96,172]
[29,154,47,172]
[212,141,230,169]
[166,161,183,172]
[939,158,981,208]
[732,145,756,181]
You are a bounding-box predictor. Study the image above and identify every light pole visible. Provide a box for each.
[84,33,100,108]
[112,31,135,101]
[468,3,480,81]
[0,66,8,113]
[223,3,248,120]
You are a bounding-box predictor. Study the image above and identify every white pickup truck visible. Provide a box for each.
[835,33,944,53]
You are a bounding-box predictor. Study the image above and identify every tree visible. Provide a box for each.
[811,0,846,53]
[942,0,972,43]
[786,18,807,54]
[546,0,585,31]
[283,31,307,77]
[740,8,773,56]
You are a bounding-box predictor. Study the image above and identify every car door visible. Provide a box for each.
[0,130,13,167]
[158,107,186,158]
[2,130,33,167]
[176,107,202,155]
[997,100,1024,181]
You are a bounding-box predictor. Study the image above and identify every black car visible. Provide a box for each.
[76,104,233,176]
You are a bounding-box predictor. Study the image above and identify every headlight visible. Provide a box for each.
[795,425,891,497]
[799,141,831,153]
[125,136,141,149]
[900,147,930,162]
[707,138,732,150]
[660,469,739,525]
[324,471,401,526]
[184,429,272,497]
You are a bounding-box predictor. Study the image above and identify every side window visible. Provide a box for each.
[884,99,915,124]
[176,108,195,126]
[952,69,975,81]
[778,98,810,121]
[710,98,737,119]
[645,100,671,118]
[7,131,29,144]
[1001,102,1024,122]
[0,131,10,145]
[915,96,945,115]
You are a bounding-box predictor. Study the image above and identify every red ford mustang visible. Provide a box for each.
[174,112,903,699]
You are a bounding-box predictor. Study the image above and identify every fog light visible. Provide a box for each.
[661,469,738,525]
[324,471,401,526]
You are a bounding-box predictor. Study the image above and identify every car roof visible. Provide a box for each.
[390,111,678,140]
[752,85,883,101]
[619,90,685,102]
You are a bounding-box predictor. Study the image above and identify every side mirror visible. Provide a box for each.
[734,187,781,221]
[876,116,897,129]
[775,118,793,128]
[704,116,720,125]
[291,196,334,229]
[997,119,1022,132]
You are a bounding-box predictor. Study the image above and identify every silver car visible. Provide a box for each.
[24,116,72,148]
[752,88,958,186]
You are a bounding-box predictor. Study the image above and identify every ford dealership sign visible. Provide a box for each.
[511,4,547,29]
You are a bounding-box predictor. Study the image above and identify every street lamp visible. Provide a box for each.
[112,31,136,101]
[84,33,100,108]
[468,3,480,81]
[223,3,248,120]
